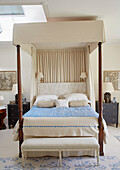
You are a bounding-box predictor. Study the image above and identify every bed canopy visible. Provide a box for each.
[13,20,105,50]
[13,20,105,157]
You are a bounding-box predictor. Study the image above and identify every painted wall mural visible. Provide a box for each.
[0,71,16,90]
[104,71,120,90]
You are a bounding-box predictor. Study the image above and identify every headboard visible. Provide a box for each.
[38,82,86,96]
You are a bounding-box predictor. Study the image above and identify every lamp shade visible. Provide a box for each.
[12,84,18,94]
[103,82,114,93]
[12,84,23,94]
[0,95,4,101]
[80,72,87,79]
[38,72,44,82]
[38,72,44,78]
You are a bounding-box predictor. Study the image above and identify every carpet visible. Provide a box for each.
[114,136,120,142]
[0,156,120,170]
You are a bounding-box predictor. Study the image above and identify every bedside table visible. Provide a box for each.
[8,102,30,129]
[0,108,6,130]
[96,102,119,128]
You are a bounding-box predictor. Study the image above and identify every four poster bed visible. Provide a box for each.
[13,20,107,157]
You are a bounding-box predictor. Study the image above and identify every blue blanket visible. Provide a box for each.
[23,105,99,118]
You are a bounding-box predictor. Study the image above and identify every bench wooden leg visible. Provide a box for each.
[59,151,62,166]
[24,151,27,159]
[97,150,99,166]
[22,151,25,167]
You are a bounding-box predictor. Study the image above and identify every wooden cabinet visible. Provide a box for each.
[0,108,6,130]
[8,102,30,129]
[96,102,119,128]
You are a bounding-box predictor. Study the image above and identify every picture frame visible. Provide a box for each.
[103,70,120,90]
[113,97,116,103]
[0,71,17,91]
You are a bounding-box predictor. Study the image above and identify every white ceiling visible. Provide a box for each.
[0,0,120,44]
[44,0,120,44]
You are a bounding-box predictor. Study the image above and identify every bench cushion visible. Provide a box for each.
[21,137,99,150]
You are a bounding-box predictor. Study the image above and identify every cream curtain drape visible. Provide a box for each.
[86,47,95,110]
[37,48,86,83]
[21,44,37,106]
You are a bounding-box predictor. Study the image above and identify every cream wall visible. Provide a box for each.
[0,45,32,105]
[0,47,16,105]
[103,44,120,70]
[91,44,120,123]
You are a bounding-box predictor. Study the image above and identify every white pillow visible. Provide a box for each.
[34,95,58,106]
[69,100,88,107]
[36,101,55,108]
[55,99,68,107]
[64,93,90,102]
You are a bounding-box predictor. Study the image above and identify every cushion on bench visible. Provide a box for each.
[21,137,99,150]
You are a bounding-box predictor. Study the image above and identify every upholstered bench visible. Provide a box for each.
[21,137,100,167]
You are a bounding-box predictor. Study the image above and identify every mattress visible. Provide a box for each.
[13,105,108,144]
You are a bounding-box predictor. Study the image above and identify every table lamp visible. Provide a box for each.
[38,72,44,82]
[0,94,4,106]
[12,84,24,104]
[80,72,87,82]
[103,82,114,103]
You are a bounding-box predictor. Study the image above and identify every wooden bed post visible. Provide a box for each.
[98,42,104,156]
[17,45,23,158]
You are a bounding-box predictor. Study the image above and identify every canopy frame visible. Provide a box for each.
[17,43,104,157]
[14,20,105,157]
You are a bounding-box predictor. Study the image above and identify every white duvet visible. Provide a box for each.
[13,116,108,144]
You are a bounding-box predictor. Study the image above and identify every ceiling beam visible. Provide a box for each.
[47,17,97,22]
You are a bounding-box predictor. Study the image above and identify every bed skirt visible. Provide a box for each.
[24,150,96,157]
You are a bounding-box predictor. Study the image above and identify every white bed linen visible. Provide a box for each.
[13,117,108,144]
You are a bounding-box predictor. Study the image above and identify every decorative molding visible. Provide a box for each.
[0,0,45,5]
[47,17,97,22]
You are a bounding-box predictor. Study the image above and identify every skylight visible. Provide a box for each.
[0,5,47,42]
[0,24,2,33]
[0,5,24,15]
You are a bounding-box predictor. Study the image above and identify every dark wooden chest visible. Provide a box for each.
[8,102,30,128]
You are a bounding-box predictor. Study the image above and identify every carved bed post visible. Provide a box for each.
[98,42,104,156]
[17,45,23,158]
